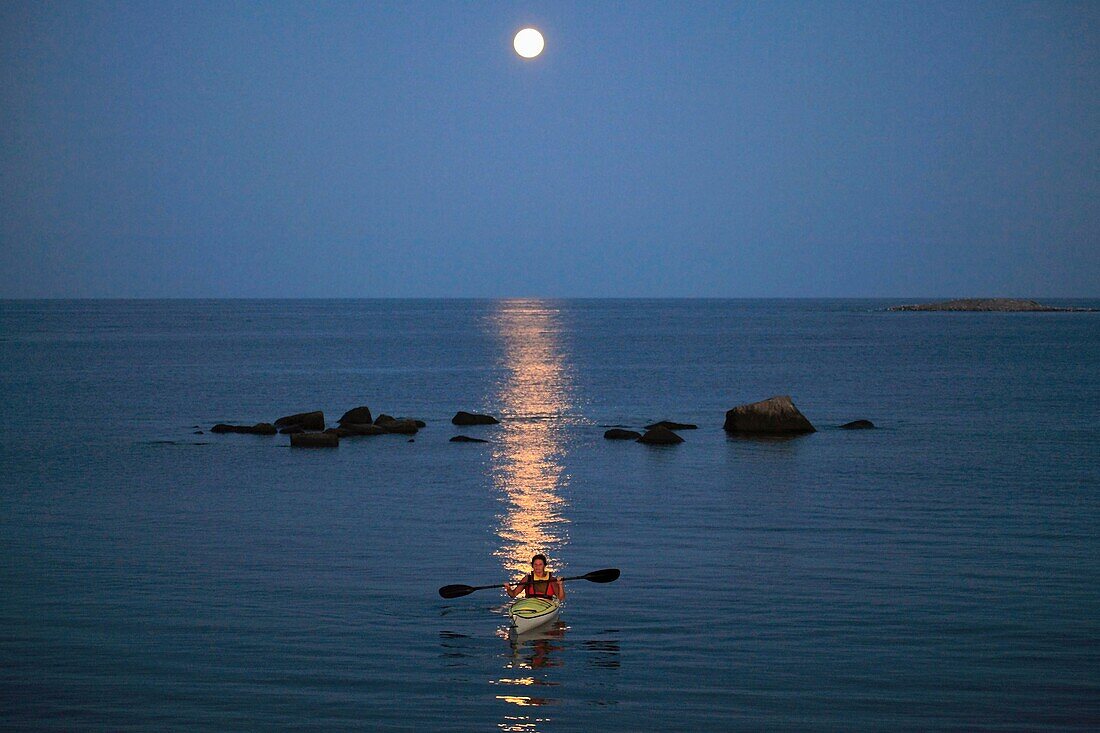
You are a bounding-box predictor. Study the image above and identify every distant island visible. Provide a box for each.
[888,298,1096,312]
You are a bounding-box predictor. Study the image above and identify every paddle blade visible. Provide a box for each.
[582,568,620,583]
[438,584,475,599]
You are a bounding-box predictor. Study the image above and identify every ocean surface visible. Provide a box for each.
[1,298,1098,731]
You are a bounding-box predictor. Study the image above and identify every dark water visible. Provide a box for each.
[2,299,1098,731]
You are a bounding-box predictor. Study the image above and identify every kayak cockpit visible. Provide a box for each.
[508,597,561,634]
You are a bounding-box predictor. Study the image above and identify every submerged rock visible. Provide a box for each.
[645,420,698,431]
[452,411,500,426]
[211,423,277,435]
[450,435,489,443]
[723,396,815,435]
[638,426,685,445]
[274,411,325,431]
[840,419,875,430]
[604,428,642,440]
[290,432,338,448]
[338,406,373,426]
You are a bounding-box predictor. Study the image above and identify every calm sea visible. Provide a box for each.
[1,299,1098,731]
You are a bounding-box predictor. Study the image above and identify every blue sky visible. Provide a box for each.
[1,1,1097,297]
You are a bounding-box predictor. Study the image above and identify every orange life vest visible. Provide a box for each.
[521,572,558,598]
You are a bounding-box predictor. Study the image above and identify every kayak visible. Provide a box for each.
[508,597,560,634]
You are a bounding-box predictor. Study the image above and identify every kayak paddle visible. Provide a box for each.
[438,568,620,599]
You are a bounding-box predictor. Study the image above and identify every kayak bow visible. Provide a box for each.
[508,597,560,634]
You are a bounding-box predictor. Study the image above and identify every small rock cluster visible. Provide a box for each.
[603,395,874,445]
[888,298,1097,312]
[211,408,500,448]
[603,421,697,445]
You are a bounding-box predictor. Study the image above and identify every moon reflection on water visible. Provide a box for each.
[490,300,576,580]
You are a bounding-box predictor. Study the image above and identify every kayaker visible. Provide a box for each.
[504,554,565,600]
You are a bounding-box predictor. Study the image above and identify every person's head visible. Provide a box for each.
[531,554,547,573]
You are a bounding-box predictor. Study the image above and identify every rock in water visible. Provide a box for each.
[723,396,815,435]
[644,420,698,431]
[450,435,489,443]
[339,423,385,436]
[290,432,339,448]
[604,428,642,440]
[278,425,305,435]
[452,411,500,426]
[380,419,419,434]
[211,423,277,435]
[376,414,425,428]
[338,406,373,426]
[638,426,685,444]
[274,411,325,431]
[840,419,875,430]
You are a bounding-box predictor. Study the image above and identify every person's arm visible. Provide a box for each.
[504,575,527,598]
[555,577,565,600]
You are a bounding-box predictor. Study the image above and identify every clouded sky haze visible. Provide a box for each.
[1,1,1097,297]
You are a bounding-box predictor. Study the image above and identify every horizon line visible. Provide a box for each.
[2,295,1099,302]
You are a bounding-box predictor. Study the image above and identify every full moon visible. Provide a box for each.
[513,28,544,59]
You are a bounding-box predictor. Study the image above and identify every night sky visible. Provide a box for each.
[1,1,1097,297]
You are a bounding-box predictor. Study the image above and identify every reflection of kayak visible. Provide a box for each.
[508,597,560,634]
